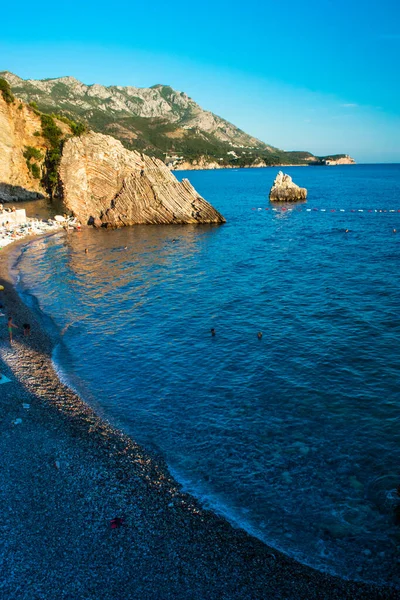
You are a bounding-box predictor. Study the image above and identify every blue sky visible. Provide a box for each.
[2,0,400,162]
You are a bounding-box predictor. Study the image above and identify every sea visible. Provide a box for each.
[14,165,400,587]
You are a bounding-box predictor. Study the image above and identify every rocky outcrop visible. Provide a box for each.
[59,132,225,226]
[324,155,355,165]
[269,171,307,202]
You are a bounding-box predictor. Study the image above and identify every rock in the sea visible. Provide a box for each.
[269,171,307,202]
[59,132,225,226]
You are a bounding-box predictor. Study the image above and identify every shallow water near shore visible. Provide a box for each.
[15,165,400,586]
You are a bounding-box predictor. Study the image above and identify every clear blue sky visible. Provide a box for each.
[2,0,400,162]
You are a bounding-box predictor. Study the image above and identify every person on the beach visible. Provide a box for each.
[211,328,216,336]
[7,317,18,344]
[23,323,31,337]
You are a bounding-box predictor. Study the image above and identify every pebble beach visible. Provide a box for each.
[0,209,65,249]
[0,236,396,600]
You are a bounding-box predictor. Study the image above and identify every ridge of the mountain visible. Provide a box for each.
[0,72,355,168]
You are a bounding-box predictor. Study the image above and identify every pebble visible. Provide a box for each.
[0,213,78,249]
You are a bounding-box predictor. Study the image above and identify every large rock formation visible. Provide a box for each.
[269,171,307,202]
[59,132,225,226]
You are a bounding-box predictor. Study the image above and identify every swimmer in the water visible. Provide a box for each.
[257,331,263,339]
[345,229,349,233]
[211,328,216,336]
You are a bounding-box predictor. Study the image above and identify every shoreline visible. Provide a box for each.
[0,211,67,249]
[0,236,393,599]
[171,162,356,172]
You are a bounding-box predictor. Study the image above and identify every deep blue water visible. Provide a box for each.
[16,165,400,586]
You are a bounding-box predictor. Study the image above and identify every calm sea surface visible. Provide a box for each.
[16,165,400,586]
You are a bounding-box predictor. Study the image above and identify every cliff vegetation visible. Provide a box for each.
[0,89,88,201]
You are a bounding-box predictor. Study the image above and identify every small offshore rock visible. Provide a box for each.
[269,171,307,202]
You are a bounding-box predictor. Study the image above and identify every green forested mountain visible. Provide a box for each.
[0,71,352,168]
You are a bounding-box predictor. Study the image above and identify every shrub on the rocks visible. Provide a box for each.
[30,163,41,179]
[23,146,43,162]
[0,78,14,104]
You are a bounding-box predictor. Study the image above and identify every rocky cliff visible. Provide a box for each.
[59,132,225,226]
[0,92,70,201]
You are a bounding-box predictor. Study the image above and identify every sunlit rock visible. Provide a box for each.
[269,171,307,202]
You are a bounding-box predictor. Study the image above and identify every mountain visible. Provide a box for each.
[0,71,355,169]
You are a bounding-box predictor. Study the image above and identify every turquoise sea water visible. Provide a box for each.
[16,165,400,586]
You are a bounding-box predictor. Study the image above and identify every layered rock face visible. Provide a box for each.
[269,171,307,202]
[59,132,225,226]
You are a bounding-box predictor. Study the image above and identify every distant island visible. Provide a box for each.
[0,72,355,170]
